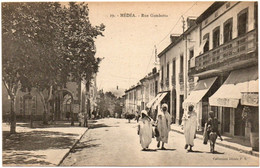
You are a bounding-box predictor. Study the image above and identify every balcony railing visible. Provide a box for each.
[179,73,184,83]
[195,29,257,73]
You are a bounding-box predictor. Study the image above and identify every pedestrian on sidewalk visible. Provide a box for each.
[182,105,197,151]
[137,110,154,151]
[206,111,223,141]
[156,103,172,150]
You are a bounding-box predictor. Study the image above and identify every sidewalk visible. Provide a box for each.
[171,124,259,157]
[2,121,88,166]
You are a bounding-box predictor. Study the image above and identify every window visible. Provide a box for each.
[215,11,218,18]
[226,2,230,9]
[180,55,184,73]
[189,48,194,59]
[238,8,248,36]
[203,33,209,52]
[205,19,208,25]
[161,66,164,80]
[155,81,158,94]
[166,63,169,78]
[213,26,220,48]
[172,59,176,84]
[224,18,233,43]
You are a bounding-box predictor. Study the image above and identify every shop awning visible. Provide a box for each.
[183,76,217,108]
[146,93,162,108]
[153,92,168,108]
[209,66,258,108]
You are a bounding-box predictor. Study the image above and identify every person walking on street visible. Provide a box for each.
[182,105,197,152]
[207,111,223,141]
[156,103,172,150]
[137,110,154,151]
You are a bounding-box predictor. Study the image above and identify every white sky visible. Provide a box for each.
[88,2,213,92]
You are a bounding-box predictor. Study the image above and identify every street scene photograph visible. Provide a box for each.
[1,1,259,166]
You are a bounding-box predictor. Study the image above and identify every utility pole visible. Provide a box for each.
[182,16,188,100]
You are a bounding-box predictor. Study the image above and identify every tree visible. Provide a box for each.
[2,2,105,131]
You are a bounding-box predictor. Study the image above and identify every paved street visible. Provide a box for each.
[61,118,259,166]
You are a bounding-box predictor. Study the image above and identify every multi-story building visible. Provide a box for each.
[123,68,159,119]
[157,16,199,125]
[124,84,141,116]
[186,2,258,138]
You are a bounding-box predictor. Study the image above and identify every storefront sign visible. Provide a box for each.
[241,92,258,106]
[209,97,239,108]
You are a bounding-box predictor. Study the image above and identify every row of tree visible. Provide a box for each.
[2,2,105,133]
[96,91,123,118]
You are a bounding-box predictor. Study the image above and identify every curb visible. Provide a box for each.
[171,128,259,158]
[57,128,89,166]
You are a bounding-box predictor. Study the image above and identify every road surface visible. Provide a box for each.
[61,118,259,166]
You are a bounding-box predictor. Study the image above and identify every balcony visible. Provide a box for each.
[194,29,257,74]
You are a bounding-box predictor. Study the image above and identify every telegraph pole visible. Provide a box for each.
[182,16,188,99]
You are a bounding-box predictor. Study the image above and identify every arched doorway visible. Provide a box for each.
[53,89,75,125]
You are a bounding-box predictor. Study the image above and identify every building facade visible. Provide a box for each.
[187,1,258,138]
[2,75,97,121]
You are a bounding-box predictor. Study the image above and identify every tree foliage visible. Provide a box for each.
[2,2,105,131]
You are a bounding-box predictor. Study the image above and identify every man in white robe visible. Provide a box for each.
[138,110,153,151]
[182,105,197,151]
[156,103,172,150]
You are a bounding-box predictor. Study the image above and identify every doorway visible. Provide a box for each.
[223,107,231,133]
[179,95,184,125]
[234,105,245,136]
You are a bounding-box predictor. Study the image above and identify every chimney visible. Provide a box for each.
[187,16,197,28]
[152,67,157,74]
[170,34,180,43]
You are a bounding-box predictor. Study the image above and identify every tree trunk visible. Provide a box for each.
[10,97,16,134]
[71,106,74,126]
[39,91,48,125]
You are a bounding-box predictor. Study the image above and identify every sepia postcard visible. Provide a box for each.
[2,1,259,167]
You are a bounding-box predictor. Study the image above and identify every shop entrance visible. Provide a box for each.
[234,105,245,136]
[179,95,184,125]
[223,107,230,133]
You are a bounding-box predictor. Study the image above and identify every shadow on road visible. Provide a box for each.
[206,151,225,155]
[158,148,176,151]
[3,151,52,165]
[88,123,118,129]
[142,149,157,152]
[3,130,78,151]
[72,139,101,152]
[187,150,203,153]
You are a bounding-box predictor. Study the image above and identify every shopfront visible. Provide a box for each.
[146,91,169,120]
[183,76,218,129]
[209,66,258,137]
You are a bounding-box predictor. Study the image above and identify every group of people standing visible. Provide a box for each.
[137,104,222,151]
